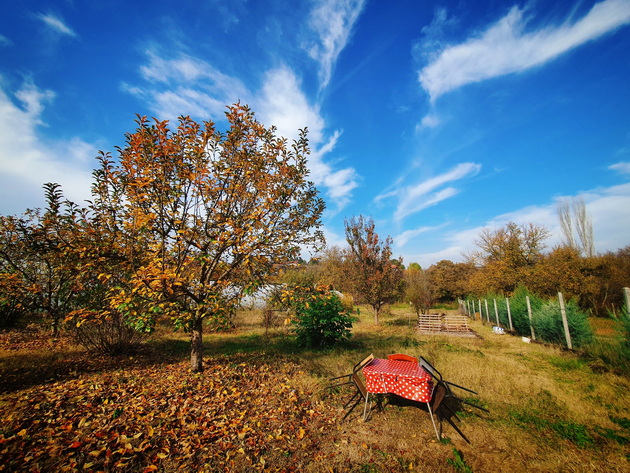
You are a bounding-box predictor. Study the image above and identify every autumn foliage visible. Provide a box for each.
[0,103,325,371]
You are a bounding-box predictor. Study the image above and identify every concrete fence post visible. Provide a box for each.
[526,296,536,340]
[506,297,513,331]
[558,292,573,350]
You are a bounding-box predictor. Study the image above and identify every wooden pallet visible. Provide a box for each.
[417,314,443,332]
[443,315,470,333]
[417,314,472,334]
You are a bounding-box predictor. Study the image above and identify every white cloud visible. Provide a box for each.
[377,162,481,222]
[128,50,249,120]
[609,161,630,175]
[394,224,445,248]
[35,12,77,37]
[306,0,367,89]
[128,53,359,211]
[0,82,95,215]
[419,0,630,101]
[419,113,441,129]
[257,66,358,210]
[406,180,630,268]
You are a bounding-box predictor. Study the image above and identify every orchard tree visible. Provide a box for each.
[405,265,433,316]
[0,184,81,336]
[74,103,325,371]
[344,215,403,324]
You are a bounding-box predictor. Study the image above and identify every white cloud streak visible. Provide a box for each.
[377,162,481,222]
[0,81,95,214]
[610,161,630,175]
[394,224,446,248]
[257,66,358,210]
[127,53,359,211]
[419,0,630,101]
[306,0,366,90]
[405,180,630,268]
[35,12,77,37]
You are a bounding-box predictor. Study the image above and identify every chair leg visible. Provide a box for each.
[443,415,470,444]
[363,392,371,421]
[343,390,361,409]
[426,402,441,441]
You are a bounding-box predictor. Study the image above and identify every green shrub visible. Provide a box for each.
[532,299,593,349]
[291,292,353,349]
[508,286,544,336]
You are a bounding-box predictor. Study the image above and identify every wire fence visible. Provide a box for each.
[458,287,630,350]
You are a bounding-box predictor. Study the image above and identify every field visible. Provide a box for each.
[1,306,629,472]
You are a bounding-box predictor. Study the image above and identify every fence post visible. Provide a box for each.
[526,296,536,340]
[484,299,490,323]
[506,297,513,331]
[478,299,482,321]
[493,299,500,326]
[558,292,573,350]
[623,287,630,314]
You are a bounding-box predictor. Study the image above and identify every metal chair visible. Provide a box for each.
[329,354,375,420]
[419,356,489,414]
[427,381,472,443]
[387,353,418,363]
[329,353,374,388]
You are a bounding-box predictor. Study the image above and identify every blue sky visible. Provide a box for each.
[1,0,629,268]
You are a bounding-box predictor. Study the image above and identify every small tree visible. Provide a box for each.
[0,184,81,337]
[405,266,433,316]
[344,215,403,324]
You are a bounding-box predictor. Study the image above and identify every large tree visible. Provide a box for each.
[557,197,595,258]
[344,215,403,324]
[71,103,325,371]
[467,222,549,295]
[426,260,475,303]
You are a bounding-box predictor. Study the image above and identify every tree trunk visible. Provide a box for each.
[373,306,379,325]
[190,318,204,373]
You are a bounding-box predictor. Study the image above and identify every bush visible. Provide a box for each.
[532,299,593,349]
[290,290,354,349]
[67,309,149,355]
[508,286,544,336]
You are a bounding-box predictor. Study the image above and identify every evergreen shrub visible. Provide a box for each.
[532,299,593,349]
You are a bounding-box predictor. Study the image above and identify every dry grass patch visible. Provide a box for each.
[1,305,629,472]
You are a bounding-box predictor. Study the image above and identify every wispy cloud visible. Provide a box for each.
[394,224,446,248]
[35,12,77,37]
[610,161,630,175]
[257,66,358,210]
[0,82,94,214]
[405,179,630,268]
[125,50,249,119]
[127,53,358,211]
[377,162,481,222]
[305,0,366,90]
[419,0,630,102]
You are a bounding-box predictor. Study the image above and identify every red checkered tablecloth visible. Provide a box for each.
[362,358,433,403]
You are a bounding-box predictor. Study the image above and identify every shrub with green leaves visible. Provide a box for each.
[532,299,593,349]
[287,286,354,348]
[508,285,544,336]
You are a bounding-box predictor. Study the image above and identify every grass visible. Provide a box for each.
[1,306,630,472]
